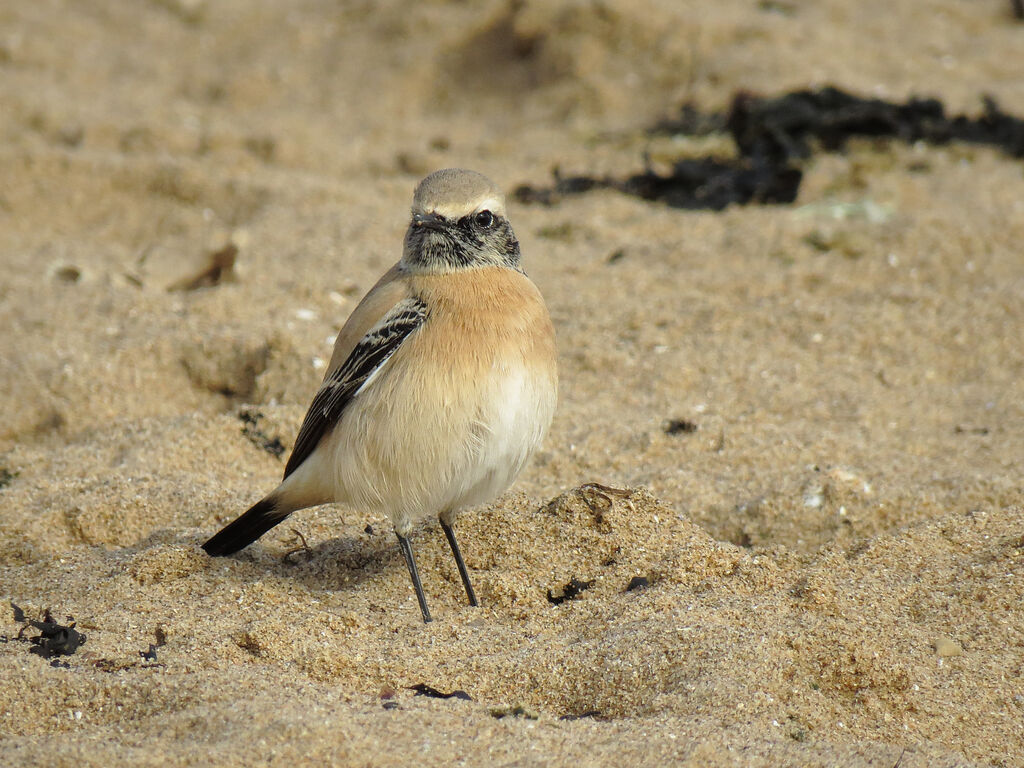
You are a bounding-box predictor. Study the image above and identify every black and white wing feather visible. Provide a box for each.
[283,297,427,479]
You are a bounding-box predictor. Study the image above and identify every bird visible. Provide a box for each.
[202,168,558,623]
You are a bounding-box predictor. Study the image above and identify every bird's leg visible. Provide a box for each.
[396,532,432,623]
[440,515,479,607]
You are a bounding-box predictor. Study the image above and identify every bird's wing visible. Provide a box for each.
[283,275,426,479]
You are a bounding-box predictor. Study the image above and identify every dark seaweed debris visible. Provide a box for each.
[625,576,650,592]
[725,87,1024,162]
[139,624,167,663]
[10,602,87,659]
[663,418,699,435]
[239,407,286,459]
[514,87,1024,211]
[514,160,800,211]
[547,577,595,605]
[409,683,472,701]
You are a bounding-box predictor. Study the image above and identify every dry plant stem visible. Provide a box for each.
[281,527,313,563]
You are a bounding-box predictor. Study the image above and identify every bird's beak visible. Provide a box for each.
[412,212,448,232]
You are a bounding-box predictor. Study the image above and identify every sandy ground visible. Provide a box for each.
[2,1,1023,765]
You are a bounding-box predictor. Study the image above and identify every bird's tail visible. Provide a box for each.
[202,496,288,556]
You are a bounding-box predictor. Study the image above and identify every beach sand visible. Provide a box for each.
[2,1,1022,765]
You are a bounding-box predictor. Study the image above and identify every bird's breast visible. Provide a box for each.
[328,266,557,520]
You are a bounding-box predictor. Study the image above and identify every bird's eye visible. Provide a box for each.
[474,210,494,228]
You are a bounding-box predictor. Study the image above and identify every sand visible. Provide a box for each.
[2,0,1023,765]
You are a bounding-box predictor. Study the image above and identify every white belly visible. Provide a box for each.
[322,355,556,534]
[443,364,551,511]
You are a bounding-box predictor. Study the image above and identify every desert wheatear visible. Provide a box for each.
[203,169,558,622]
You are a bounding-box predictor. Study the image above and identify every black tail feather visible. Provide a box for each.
[202,497,287,556]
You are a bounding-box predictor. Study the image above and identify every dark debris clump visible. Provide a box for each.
[625,576,650,592]
[408,683,472,701]
[514,86,1024,211]
[547,577,595,606]
[514,160,800,211]
[726,87,1024,162]
[138,624,167,663]
[239,407,287,459]
[663,419,699,435]
[8,602,87,660]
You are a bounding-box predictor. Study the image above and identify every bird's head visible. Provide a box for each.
[402,169,521,274]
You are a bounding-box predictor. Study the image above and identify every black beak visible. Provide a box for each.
[412,212,448,232]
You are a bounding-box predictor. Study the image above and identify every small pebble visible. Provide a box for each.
[52,264,82,283]
[933,637,962,657]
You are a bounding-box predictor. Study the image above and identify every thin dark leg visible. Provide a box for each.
[396,533,432,623]
[440,518,479,607]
